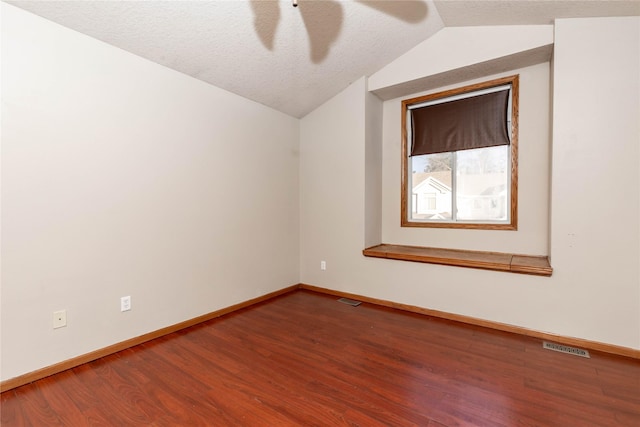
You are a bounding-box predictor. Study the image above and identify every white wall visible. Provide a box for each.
[364,88,383,248]
[550,17,640,349]
[300,18,640,350]
[369,25,553,101]
[299,78,367,286]
[1,3,299,381]
[2,5,638,383]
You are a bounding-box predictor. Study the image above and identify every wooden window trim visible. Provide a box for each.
[401,75,519,230]
[363,244,552,277]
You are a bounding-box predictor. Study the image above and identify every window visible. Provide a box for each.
[401,75,519,230]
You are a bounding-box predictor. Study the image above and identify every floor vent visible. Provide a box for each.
[543,341,590,358]
[337,298,362,307]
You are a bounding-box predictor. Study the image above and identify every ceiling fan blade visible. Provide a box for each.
[250,0,280,50]
[299,0,343,63]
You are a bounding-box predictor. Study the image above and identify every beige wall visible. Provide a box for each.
[1,4,300,381]
[299,78,367,285]
[549,17,640,348]
[300,17,640,350]
[368,25,553,100]
[364,88,383,248]
[2,5,638,383]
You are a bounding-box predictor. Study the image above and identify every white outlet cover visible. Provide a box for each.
[53,310,67,329]
[121,296,131,312]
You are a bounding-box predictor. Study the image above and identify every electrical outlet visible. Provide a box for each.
[121,296,131,312]
[53,310,67,329]
[321,260,326,270]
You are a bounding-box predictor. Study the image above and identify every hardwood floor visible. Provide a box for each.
[1,290,639,426]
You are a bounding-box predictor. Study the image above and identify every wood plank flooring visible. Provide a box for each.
[2,290,639,426]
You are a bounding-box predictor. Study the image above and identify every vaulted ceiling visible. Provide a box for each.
[8,1,640,118]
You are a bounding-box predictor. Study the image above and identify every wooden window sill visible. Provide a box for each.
[363,244,552,276]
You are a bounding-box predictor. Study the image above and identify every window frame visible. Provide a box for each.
[401,75,519,230]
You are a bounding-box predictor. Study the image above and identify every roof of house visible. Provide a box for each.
[412,171,453,189]
[413,171,508,197]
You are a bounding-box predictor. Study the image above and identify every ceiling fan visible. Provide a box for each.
[251,0,429,63]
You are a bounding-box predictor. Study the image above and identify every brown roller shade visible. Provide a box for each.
[410,89,510,157]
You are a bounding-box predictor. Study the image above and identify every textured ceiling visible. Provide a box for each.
[7,1,640,118]
[435,0,640,26]
[8,0,443,118]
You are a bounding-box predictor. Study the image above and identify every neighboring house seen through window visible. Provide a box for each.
[401,75,519,230]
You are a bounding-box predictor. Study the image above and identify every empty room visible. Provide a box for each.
[1,0,639,425]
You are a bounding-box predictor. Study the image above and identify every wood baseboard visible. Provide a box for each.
[299,284,640,360]
[0,284,299,393]
[4,282,637,393]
